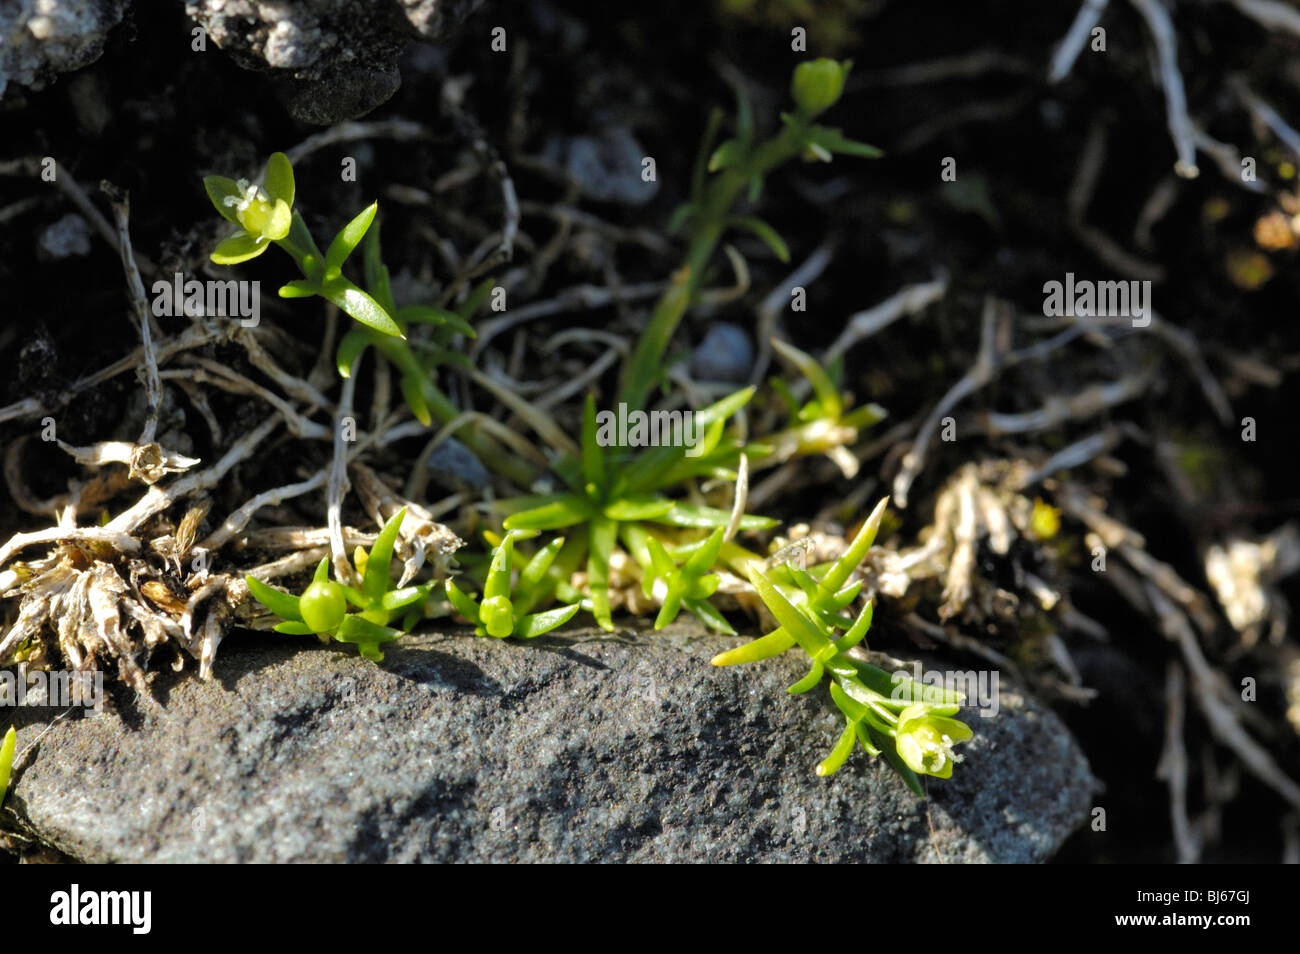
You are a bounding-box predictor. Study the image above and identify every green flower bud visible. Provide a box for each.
[480,595,515,639]
[299,580,348,634]
[791,59,849,117]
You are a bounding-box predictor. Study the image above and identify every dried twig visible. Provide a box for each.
[107,193,163,445]
[1156,661,1201,863]
[1049,0,1111,83]
[1129,0,1199,177]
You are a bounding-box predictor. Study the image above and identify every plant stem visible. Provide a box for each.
[617,117,808,412]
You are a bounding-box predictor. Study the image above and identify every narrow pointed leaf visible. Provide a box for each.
[325,202,378,272]
[682,597,734,635]
[816,724,858,777]
[244,575,304,622]
[728,215,790,262]
[516,603,581,639]
[445,578,482,623]
[746,565,833,658]
[587,515,617,631]
[821,497,889,593]
[363,508,405,602]
[710,627,795,666]
[503,494,595,531]
[335,614,404,644]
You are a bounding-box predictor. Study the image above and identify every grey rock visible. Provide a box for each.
[184,0,483,123]
[424,436,491,492]
[37,213,92,259]
[690,322,754,383]
[0,0,128,99]
[541,126,658,206]
[5,626,1096,862]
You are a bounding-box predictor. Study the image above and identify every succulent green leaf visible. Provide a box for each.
[336,327,370,378]
[363,508,405,602]
[397,305,476,338]
[771,338,841,418]
[603,497,675,522]
[816,723,858,777]
[708,138,745,172]
[821,496,889,593]
[587,515,617,631]
[335,615,404,644]
[398,374,433,428]
[516,603,581,639]
[788,660,824,694]
[279,279,319,299]
[244,575,304,623]
[683,596,736,635]
[484,534,515,602]
[746,565,833,658]
[728,216,790,262]
[445,578,482,623]
[806,125,883,159]
[503,494,596,531]
[321,280,403,338]
[710,627,796,666]
[381,586,427,613]
[660,503,776,530]
[518,536,565,593]
[325,201,378,272]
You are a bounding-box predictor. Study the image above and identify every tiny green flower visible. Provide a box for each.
[791,58,850,117]
[204,152,295,264]
[893,704,973,779]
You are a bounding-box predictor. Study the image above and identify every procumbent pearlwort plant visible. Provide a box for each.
[197,59,972,798]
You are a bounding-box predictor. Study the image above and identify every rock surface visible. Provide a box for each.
[0,0,128,99]
[4,625,1096,862]
[184,0,484,123]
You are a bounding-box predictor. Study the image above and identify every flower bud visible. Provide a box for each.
[480,595,515,639]
[791,59,849,117]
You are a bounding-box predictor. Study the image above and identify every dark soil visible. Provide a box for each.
[2,0,1297,863]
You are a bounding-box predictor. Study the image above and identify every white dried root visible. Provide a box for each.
[351,462,464,584]
[57,440,200,484]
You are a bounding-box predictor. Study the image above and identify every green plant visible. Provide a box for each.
[445,532,580,639]
[499,389,775,630]
[618,58,880,412]
[244,509,431,661]
[202,153,535,486]
[631,526,735,634]
[766,338,885,474]
[712,498,973,792]
[0,724,14,806]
